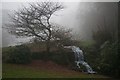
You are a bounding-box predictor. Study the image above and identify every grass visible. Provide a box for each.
[2,63,109,78]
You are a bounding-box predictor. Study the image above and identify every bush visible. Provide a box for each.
[50,52,68,65]
[31,51,68,65]
[31,50,75,65]
[98,42,120,78]
[79,41,100,71]
[31,52,50,61]
[3,45,31,64]
[99,63,112,75]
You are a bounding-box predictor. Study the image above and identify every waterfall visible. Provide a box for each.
[72,46,96,74]
[64,46,96,74]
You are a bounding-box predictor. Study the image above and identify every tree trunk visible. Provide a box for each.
[46,40,50,53]
[46,27,51,53]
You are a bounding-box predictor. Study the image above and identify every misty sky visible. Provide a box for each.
[1,1,118,47]
[2,2,80,47]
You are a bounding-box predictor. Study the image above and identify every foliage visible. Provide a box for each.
[5,2,65,53]
[78,41,100,71]
[92,19,117,48]
[90,21,119,78]
[31,52,50,61]
[79,40,119,78]
[31,51,72,65]
[91,17,119,78]
[51,24,73,46]
[50,52,69,65]
[98,42,120,77]
[3,45,31,64]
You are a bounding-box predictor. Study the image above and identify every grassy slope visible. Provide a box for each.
[3,63,109,78]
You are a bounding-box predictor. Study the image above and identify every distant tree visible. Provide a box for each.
[5,2,65,53]
[91,17,119,77]
[92,18,118,47]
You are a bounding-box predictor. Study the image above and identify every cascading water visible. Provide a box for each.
[64,46,96,74]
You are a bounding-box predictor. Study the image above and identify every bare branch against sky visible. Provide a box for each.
[1,0,119,47]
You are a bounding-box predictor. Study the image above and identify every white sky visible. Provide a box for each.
[0,0,119,47]
[1,2,80,46]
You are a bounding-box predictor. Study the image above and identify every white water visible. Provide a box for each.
[64,46,96,73]
[72,46,96,73]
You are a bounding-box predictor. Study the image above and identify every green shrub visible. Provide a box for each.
[31,51,74,65]
[99,63,112,75]
[98,42,120,77]
[50,52,68,65]
[3,45,31,64]
[31,52,50,61]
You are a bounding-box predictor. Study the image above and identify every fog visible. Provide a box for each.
[76,2,118,40]
[2,2,118,47]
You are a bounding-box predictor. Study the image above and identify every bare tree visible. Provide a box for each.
[51,24,73,45]
[6,2,64,53]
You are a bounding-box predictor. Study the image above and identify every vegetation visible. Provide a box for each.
[2,63,108,78]
[2,1,119,79]
[2,38,119,78]
[2,45,31,64]
[80,19,119,78]
[5,2,73,53]
[30,42,80,66]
